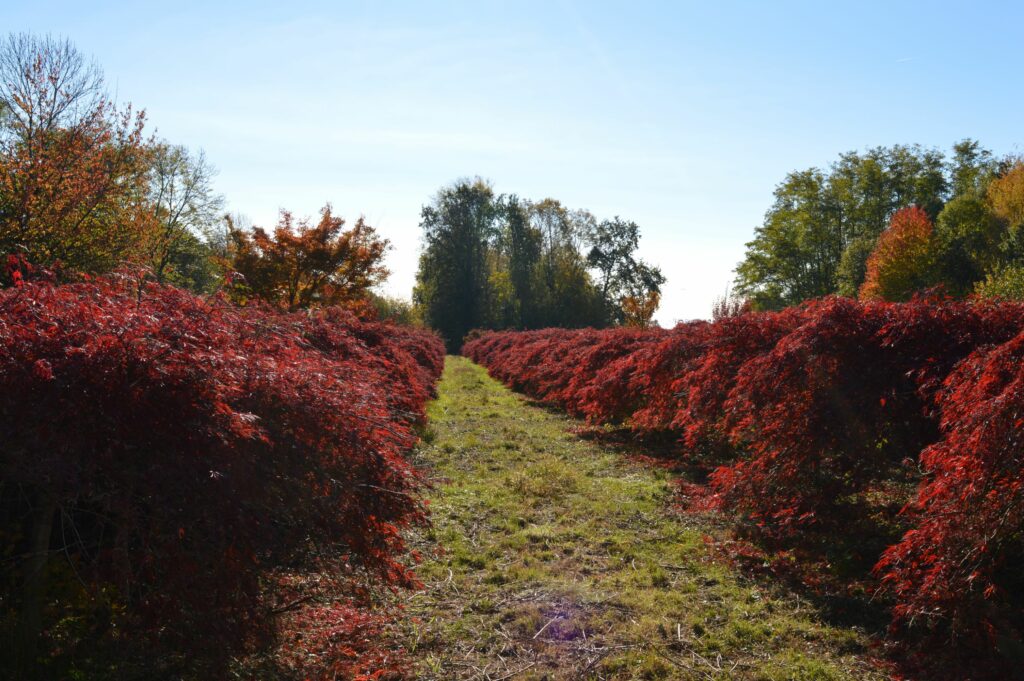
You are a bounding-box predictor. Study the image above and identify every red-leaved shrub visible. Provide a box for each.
[875,329,1024,673]
[0,274,443,677]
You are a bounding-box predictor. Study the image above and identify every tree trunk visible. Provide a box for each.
[19,495,56,672]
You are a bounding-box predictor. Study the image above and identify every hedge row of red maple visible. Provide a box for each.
[463,297,1024,674]
[0,269,444,678]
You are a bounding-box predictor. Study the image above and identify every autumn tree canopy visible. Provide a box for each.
[987,160,1024,261]
[225,205,390,311]
[0,33,150,273]
[859,205,937,301]
[988,161,1024,228]
[143,142,224,288]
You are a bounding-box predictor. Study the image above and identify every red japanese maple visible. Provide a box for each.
[0,274,443,676]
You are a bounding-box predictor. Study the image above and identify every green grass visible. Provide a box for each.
[398,356,886,680]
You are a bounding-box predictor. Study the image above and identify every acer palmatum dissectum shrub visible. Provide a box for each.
[505,329,598,400]
[619,321,709,433]
[713,298,925,534]
[519,328,605,403]
[463,327,668,422]
[716,297,1024,538]
[0,274,442,676]
[874,329,1024,672]
[569,326,669,424]
[632,310,808,462]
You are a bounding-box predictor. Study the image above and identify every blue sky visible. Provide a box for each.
[4,1,1022,324]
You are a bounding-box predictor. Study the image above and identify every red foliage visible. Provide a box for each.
[571,327,669,424]
[715,297,924,533]
[719,296,1024,536]
[875,329,1024,673]
[637,309,806,459]
[0,274,443,675]
[2,253,60,287]
[275,599,404,680]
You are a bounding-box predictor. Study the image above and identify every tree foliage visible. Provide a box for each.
[974,264,1024,300]
[0,34,151,273]
[527,198,608,328]
[414,179,663,349]
[988,161,1024,229]
[734,142,1009,308]
[859,206,937,301]
[587,216,665,325]
[414,178,499,350]
[226,205,389,312]
[144,142,224,287]
[932,194,1004,295]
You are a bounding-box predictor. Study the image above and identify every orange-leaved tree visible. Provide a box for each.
[859,205,937,301]
[225,205,390,311]
[621,290,660,328]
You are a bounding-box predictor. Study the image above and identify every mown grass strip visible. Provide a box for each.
[400,356,886,680]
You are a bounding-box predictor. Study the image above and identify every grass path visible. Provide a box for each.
[398,357,886,680]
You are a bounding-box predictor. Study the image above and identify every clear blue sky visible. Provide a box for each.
[4,1,1022,324]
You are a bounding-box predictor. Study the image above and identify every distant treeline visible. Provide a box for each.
[735,140,1024,307]
[414,178,664,350]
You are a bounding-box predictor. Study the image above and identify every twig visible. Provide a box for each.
[533,615,560,639]
[270,595,314,614]
[492,662,535,680]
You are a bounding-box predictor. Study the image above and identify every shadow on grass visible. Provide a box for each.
[566,424,898,638]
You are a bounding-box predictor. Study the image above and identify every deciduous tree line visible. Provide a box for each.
[0,33,396,314]
[414,178,665,350]
[0,34,663,338]
[735,140,1024,307]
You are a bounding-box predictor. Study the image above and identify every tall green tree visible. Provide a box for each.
[144,142,223,288]
[529,199,605,327]
[414,178,499,350]
[586,216,665,324]
[926,141,1002,295]
[736,169,838,307]
[932,194,1003,295]
[501,195,542,327]
[949,138,996,197]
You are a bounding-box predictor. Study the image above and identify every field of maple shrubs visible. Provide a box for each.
[0,259,445,679]
[463,297,1024,678]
